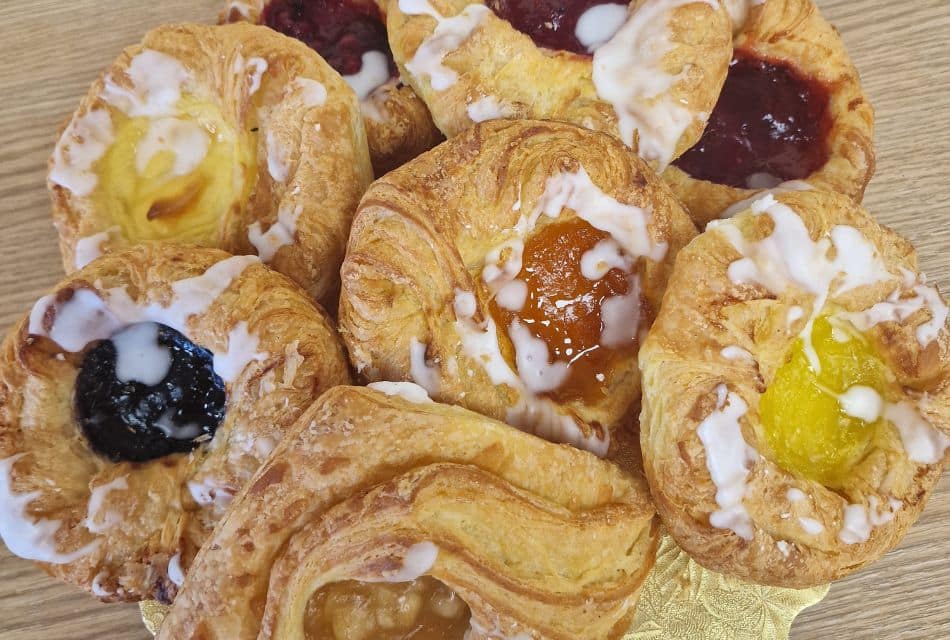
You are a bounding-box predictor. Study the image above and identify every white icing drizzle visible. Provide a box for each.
[225,0,254,19]
[494,279,528,312]
[154,410,201,440]
[600,274,641,348]
[167,552,185,587]
[0,455,100,563]
[839,496,902,545]
[786,488,806,502]
[720,345,754,363]
[74,227,118,270]
[368,381,434,404]
[696,385,756,540]
[265,128,290,184]
[466,95,514,123]
[232,54,269,97]
[91,572,113,597]
[343,51,392,100]
[508,320,569,393]
[111,322,172,386]
[247,203,303,262]
[409,338,441,395]
[28,255,258,352]
[745,172,782,190]
[724,194,894,372]
[453,292,608,455]
[482,238,525,293]
[719,180,813,219]
[289,77,328,108]
[842,280,948,348]
[187,477,234,508]
[102,49,192,118]
[798,516,824,535]
[370,542,439,582]
[580,237,634,280]
[883,401,950,464]
[135,117,209,177]
[84,476,128,535]
[212,321,267,383]
[401,1,490,91]
[49,109,114,197]
[576,3,628,52]
[591,0,718,168]
[836,385,883,423]
[786,305,804,329]
[776,540,791,557]
[721,0,765,31]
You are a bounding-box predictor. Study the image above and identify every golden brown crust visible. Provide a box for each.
[221,0,444,175]
[338,119,696,457]
[639,189,948,587]
[386,0,732,169]
[0,244,350,601]
[48,22,373,307]
[662,0,875,227]
[157,385,658,639]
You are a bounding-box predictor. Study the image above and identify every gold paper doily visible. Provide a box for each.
[140,534,828,638]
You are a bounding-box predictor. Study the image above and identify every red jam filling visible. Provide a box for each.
[488,0,618,55]
[262,0,397,78]
[489,218,637,403]
[673,52,832,189]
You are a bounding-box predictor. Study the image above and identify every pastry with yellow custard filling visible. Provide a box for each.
[156,385,658,640]
[338,120,697,459]
[48,22,373,307]
[639,189,949,587]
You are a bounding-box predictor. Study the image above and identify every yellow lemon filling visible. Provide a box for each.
[760,316,891,487]
[94,95,256,244]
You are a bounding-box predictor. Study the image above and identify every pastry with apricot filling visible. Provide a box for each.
[222,0,444,175]
[0,244,350,601]
[338,120,696,458]
[386,0,733,170]
[639,189,948,587]
[156,384,659,640]
[664,0,875,227]
[48,22,373,307]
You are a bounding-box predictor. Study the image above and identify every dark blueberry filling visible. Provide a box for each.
[488,0,616,55]
[673,52,832,189]
[262,0,397,78]
[75,322,225,463]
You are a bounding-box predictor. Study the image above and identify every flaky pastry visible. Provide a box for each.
[0,244,350,601]
[49,22,373,307]
[338,120,696,458]
[664,0,875,226]
[157,384,659,639]
[386,0,733,170]
[639,189,949,587]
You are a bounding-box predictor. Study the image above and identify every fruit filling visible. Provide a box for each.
[96,94,255,244]
[262,0,397,80]
[75,322,226,463]
[488,0,627,54]
[673,52,832,189]
[759,316,889,487]
[488,217,639,402]
[304,577,469,640]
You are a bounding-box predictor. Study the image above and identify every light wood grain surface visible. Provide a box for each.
[0,1,947,638]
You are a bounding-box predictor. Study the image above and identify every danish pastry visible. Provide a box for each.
[639,189,949,587]
[386,0,733,170]
[48,22,373,307]
[664,0,875,226]
[338,119,696,457]
[156,384,659,639]
[0,244,350,602]
[223,0,444,175]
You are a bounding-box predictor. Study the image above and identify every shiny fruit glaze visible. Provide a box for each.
[490,217,637,403]
[674,52,832,189]
[759,316,888,487]
[303,577,469,640]
[488,0,618,55]
[262,0,397,78]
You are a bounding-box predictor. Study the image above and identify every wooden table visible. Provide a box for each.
[0,1,947,638]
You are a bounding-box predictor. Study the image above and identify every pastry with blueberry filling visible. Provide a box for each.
[0,244,350,602]
[48,22,373,308]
